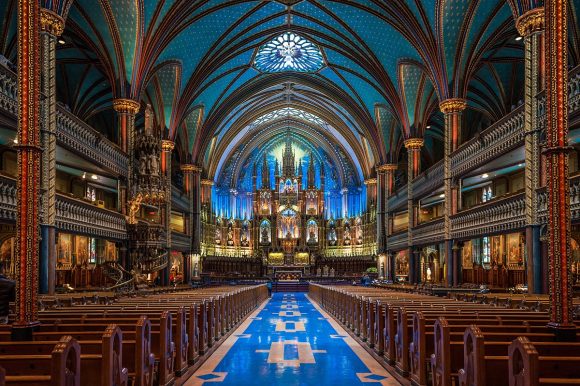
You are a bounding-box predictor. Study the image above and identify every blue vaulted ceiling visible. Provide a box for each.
[1,0,580,187]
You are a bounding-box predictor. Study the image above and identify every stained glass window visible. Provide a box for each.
[255,32,324,73]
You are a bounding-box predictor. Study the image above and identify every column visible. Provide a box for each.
[439,98,467,287]
[180,164,195,282]
[161,140,174,286]
[13,0,41,339]
[516,8,545,294]
[376,164,397,280]
[544,0,576,338]
[113,99,140,214]
[39,9,64,295]
[191,167,203,255]
[405,138,424,284]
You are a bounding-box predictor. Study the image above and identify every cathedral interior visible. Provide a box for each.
[0,0,579,385]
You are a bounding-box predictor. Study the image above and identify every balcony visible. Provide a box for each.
[386,230,408,251]
[56,194,127,240]
[0,175,127,239]
[450,106,524,179]
[171,231,192,251]
[537,174,580,224]
[412,160,443,199]
[0,65,127,176]
[450,192,525,240]
[387,185,407,212]
[412,218,444,247]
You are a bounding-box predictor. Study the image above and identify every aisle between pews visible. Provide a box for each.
[186,293,399,385]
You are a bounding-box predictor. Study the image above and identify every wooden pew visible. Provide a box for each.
[509,336,580,386]
[0,325,128,386]
[0,336,80,386]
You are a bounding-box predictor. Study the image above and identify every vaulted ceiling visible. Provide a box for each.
[1,0,579,185]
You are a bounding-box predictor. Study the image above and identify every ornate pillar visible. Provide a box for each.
[39,9,64,295]
[113,99,140,215]
[517,8,545,294]
[181,164,195,282]
[13,0,41,338]
[440,98,467,287]
[544,0,576,338]
[405,138,424,283]
[161,140,174,285]
[376,164,397,280]
[191,167,203,255]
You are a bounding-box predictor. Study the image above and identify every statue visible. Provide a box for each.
[426,267,432,282]
[261,226,270,244]
[149,155,159,176]
[227,223,234,246]
[138,156,147,175]
[215,227,221,244]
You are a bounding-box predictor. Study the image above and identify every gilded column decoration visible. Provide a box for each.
[191,166,203,254]
[14,0,41,332]
[517,7,545,294]
[376,163,397,279]
[405,138,423,283]
[113,98,140,215]
[181,164,196,282]
[544,0,575,336]
[161,140,175,252]
[39,8,64,295]
[440,98,467,287]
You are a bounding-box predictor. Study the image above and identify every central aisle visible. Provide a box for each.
[186,292,399,385]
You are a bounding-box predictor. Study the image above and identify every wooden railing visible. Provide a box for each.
[0,175,127,239]
[450,192,525,240]
[0,65,127,176]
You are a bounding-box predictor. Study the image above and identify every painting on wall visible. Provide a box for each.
[57,234,73,267]
[490,235,504,264]
[75,235,89,265]
[105,241,117,262]
[395,250,409,277]
[462,240,473,269]
[506,233,522,265]
[0,237,15,277]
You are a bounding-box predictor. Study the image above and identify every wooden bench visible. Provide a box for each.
[0,336,80,386]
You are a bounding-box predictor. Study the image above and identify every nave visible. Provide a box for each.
[188,292,397,386]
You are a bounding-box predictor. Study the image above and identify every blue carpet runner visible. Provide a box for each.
[187,292,399,385]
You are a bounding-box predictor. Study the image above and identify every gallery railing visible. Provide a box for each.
[0,65,127,176]
[411,218,444,247]
[0,174,126,239]
[386,230,408,251]
[450,193,525,240]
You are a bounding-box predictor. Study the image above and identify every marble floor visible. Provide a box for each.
[185,292,400,385]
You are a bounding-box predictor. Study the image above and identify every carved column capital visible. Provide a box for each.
[439,98,467,114]
[161,139,175,152]
[40,9,64,37]
[201,179,214,186]
[181,163,201,174]
[376,163,398,173]
[516,7,545,36]
[404,138,424,150]
[113,98,140,115]
[364,178,377,185]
